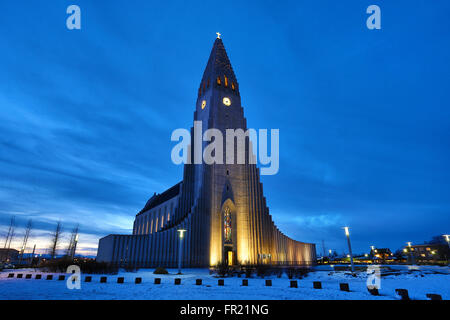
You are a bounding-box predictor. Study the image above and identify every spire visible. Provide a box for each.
[198,36,239,97]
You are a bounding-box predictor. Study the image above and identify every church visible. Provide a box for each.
[96,36,317,267]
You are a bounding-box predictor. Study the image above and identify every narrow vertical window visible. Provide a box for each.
[217,76,221,85]
[224,76,228,87]
[231,82,235,91]
[224,206,232,243]
[207,79,210,88]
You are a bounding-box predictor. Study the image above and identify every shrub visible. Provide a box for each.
[154,267,169,274]
[294,267,310,279]
[123,263,139,272]
[244,266,254,278]
[275,268,283,278]
[38,258,119,274]
[286,267,295,279]
[256,264,270,278]
[215,262,230,277]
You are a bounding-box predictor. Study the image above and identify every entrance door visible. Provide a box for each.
[228,251,233,266]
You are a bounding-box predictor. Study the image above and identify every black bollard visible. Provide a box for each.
[265,279,272,287]
[367,287,379,296]
[395,289,410,300]
[290,280,298,288]
[313,281,322,289]
[85,276,92,282]
[58,275,65,281]
[195,279,202,285]
[100,276,107,283]
[35,274,42,280]
[218,279,224,286]
[242,279,248,286]
[340,283,350,292]
[426,294,442,301]
[117,277,124,284]
[135,277,142,284]
[46,275,53,280]
[174,278,181,285]
[154,278,161,285]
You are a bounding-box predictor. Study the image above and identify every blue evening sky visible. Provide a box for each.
[0,1,449,256]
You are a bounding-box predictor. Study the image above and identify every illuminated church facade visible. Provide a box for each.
[97,37,317,267]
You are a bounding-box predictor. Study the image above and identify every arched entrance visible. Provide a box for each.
[221,199,236,266]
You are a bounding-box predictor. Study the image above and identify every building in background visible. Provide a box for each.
[370,248,393,262]
[406,243,449,261]
[0,248,19,263]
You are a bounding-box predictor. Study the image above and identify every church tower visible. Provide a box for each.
[96,36,316,267]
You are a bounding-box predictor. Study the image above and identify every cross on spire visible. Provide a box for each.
[216,32,221,39]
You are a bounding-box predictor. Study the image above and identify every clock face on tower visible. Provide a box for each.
[201,100,207,109]
[223,97,231,106]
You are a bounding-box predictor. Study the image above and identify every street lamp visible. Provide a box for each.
[407,242,416,265]
[343,227,355,273]
[444,235,450,264]
[177,229,187,274]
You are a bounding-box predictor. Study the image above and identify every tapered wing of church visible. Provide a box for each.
[97,38,317,267]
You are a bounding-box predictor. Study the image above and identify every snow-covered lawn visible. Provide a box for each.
[0,265,448,300]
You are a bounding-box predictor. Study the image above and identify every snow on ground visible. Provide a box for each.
[0,265,448,300]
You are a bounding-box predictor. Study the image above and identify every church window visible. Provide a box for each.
[231,82,235,90]
[161,215,164,228]
[198,87,202,96]
[224,76,228,87]
[217,76,221,85]
[224,206,232,243]
[207,79,210,88]
[155,218,158,232]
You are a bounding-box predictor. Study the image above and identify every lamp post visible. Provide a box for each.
[444,235,450,264]
[343,227,355,273]
[407,242,415,265]
[177,229,186,274]
[370,245,375,262]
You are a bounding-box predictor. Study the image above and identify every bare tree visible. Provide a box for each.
[19,219,32,264]
[66,224,79,259]
[1,216,15,262]
[49,221,62,260]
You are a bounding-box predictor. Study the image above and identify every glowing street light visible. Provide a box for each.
[343,227,355,273]
[444,235,450,265]
[177,229,187,274]
[407,242,416,265]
